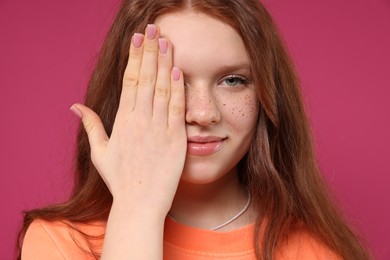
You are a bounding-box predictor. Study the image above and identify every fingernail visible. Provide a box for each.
[70,105,82,118]
[146,24,157,39]
[172,67,180,81]
[132,33,143,48]
[159,38,167,54]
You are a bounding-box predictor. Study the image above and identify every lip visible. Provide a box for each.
[187,136,226,156]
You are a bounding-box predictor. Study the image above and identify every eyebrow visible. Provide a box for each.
[215,64,251,76]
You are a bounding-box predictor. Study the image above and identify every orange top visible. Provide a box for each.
[22,218,341,259]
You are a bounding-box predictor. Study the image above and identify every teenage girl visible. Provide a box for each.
[19,0,369,259]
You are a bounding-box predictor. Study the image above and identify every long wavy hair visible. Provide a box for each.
[17,0,370,259]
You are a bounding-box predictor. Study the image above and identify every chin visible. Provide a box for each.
[179,163,237,185]
[179,171,222,185]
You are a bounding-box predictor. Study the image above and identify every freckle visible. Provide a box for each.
[242,114,245,116]
[223,104,226,106]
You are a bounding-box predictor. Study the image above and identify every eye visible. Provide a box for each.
[220,75,249,87]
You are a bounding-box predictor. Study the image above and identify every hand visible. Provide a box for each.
[70,24,187,216]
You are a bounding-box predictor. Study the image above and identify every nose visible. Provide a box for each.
[185,84,221,126]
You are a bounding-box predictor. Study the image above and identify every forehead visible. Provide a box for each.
[154,11,249,72]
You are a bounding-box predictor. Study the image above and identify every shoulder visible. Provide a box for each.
[22,219,105,260]
[275,228,342,260]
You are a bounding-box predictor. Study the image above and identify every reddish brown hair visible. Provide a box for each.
[18,0,370,259]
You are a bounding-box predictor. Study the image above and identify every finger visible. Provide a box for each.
[168,67,185,128]
[70,104,108,162]
[118,33,144,116]
[153,38,172,125]
[134,24,160,115]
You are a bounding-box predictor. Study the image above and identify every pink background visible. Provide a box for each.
[1,0,389,259]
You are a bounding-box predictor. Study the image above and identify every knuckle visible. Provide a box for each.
[144,43,158,53]
[169,105,183,115]
[129,49,142,60]
[171,84,184,94]
[154,86,168,98]
[83,119,95,135]
[138,75,155,86]
[123,72,138,87]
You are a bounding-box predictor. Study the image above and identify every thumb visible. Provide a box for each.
[70,103,108,159]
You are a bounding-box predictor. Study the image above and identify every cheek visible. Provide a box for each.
[216,90,259,130]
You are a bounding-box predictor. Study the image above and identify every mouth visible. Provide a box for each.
[187,136,226,156]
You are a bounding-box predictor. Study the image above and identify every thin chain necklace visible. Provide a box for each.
[167,191,251,231]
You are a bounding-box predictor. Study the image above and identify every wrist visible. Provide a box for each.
[110,197,168,223]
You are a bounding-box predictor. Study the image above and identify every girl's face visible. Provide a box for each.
[155,11,259,184]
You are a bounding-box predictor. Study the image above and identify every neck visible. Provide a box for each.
[169,168,255,231]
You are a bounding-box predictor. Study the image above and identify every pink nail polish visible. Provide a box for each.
[159,38,168,54]
[172,67,180,81]
[70,105,82,118]
[132,33,143,48]
[146,24,157,39]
